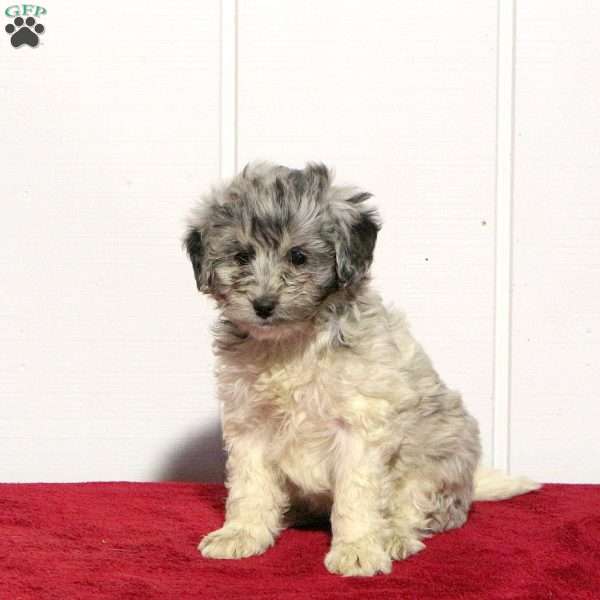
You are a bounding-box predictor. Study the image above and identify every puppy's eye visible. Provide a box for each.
[289,247,306,266]
[234,251,251,265]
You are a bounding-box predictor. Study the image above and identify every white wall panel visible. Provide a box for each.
[238,0,499,462]
[2,1,597,484]
[511,1,600,482]
[0,1,222,481]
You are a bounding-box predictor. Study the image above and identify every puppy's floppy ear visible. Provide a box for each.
[184,227,206,291]
[332,192,380,288]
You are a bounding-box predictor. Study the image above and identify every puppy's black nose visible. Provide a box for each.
[252,297,277,319]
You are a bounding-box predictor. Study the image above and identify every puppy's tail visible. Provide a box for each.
[473,465,541,501]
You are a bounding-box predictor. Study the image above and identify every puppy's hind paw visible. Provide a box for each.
[385,534,425,560]
[325,537,392,577]
[198,526,272,559]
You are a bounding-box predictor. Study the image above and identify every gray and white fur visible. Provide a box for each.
[184,162,539,576]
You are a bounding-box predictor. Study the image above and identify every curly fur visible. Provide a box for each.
[184,162,539,576]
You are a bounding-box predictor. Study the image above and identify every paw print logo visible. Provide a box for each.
[5,16,45,48]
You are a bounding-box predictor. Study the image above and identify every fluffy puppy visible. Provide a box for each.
[184,162,538,576]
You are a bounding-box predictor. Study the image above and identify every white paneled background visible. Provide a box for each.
[0,1,598,483]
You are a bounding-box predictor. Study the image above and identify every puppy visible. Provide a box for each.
[184,162,538,576]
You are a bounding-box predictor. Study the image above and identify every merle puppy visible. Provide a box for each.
[184,162,538,576]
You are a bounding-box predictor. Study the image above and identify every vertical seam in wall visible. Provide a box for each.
[493,0,516,473]
[219,0,238,180]
[218,0,238,429]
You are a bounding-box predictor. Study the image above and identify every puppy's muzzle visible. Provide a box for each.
[252,296,277,319]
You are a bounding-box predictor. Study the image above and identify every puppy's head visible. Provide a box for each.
[184,162,379,340]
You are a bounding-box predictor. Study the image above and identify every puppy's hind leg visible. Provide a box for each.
[384,477,428,561]
[385,468,474,561]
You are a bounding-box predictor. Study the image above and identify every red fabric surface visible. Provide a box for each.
[0,483,598,599]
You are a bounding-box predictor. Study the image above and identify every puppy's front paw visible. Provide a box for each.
[325,537,392,576]
[385,534,425,560]
[198,526,272,559]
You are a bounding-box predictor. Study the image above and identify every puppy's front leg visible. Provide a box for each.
[325,438,391,576]
[199,437,287,559]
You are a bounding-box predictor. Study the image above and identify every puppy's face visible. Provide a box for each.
[185,163,378,340]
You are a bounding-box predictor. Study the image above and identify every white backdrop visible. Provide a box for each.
[0,1,598,483]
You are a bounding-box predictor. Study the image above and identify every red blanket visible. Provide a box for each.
[1,482,598,599]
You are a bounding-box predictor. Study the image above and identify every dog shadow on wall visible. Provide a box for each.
[157,420,226,482]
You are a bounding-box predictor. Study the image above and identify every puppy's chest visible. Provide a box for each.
[255,367,342,494]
